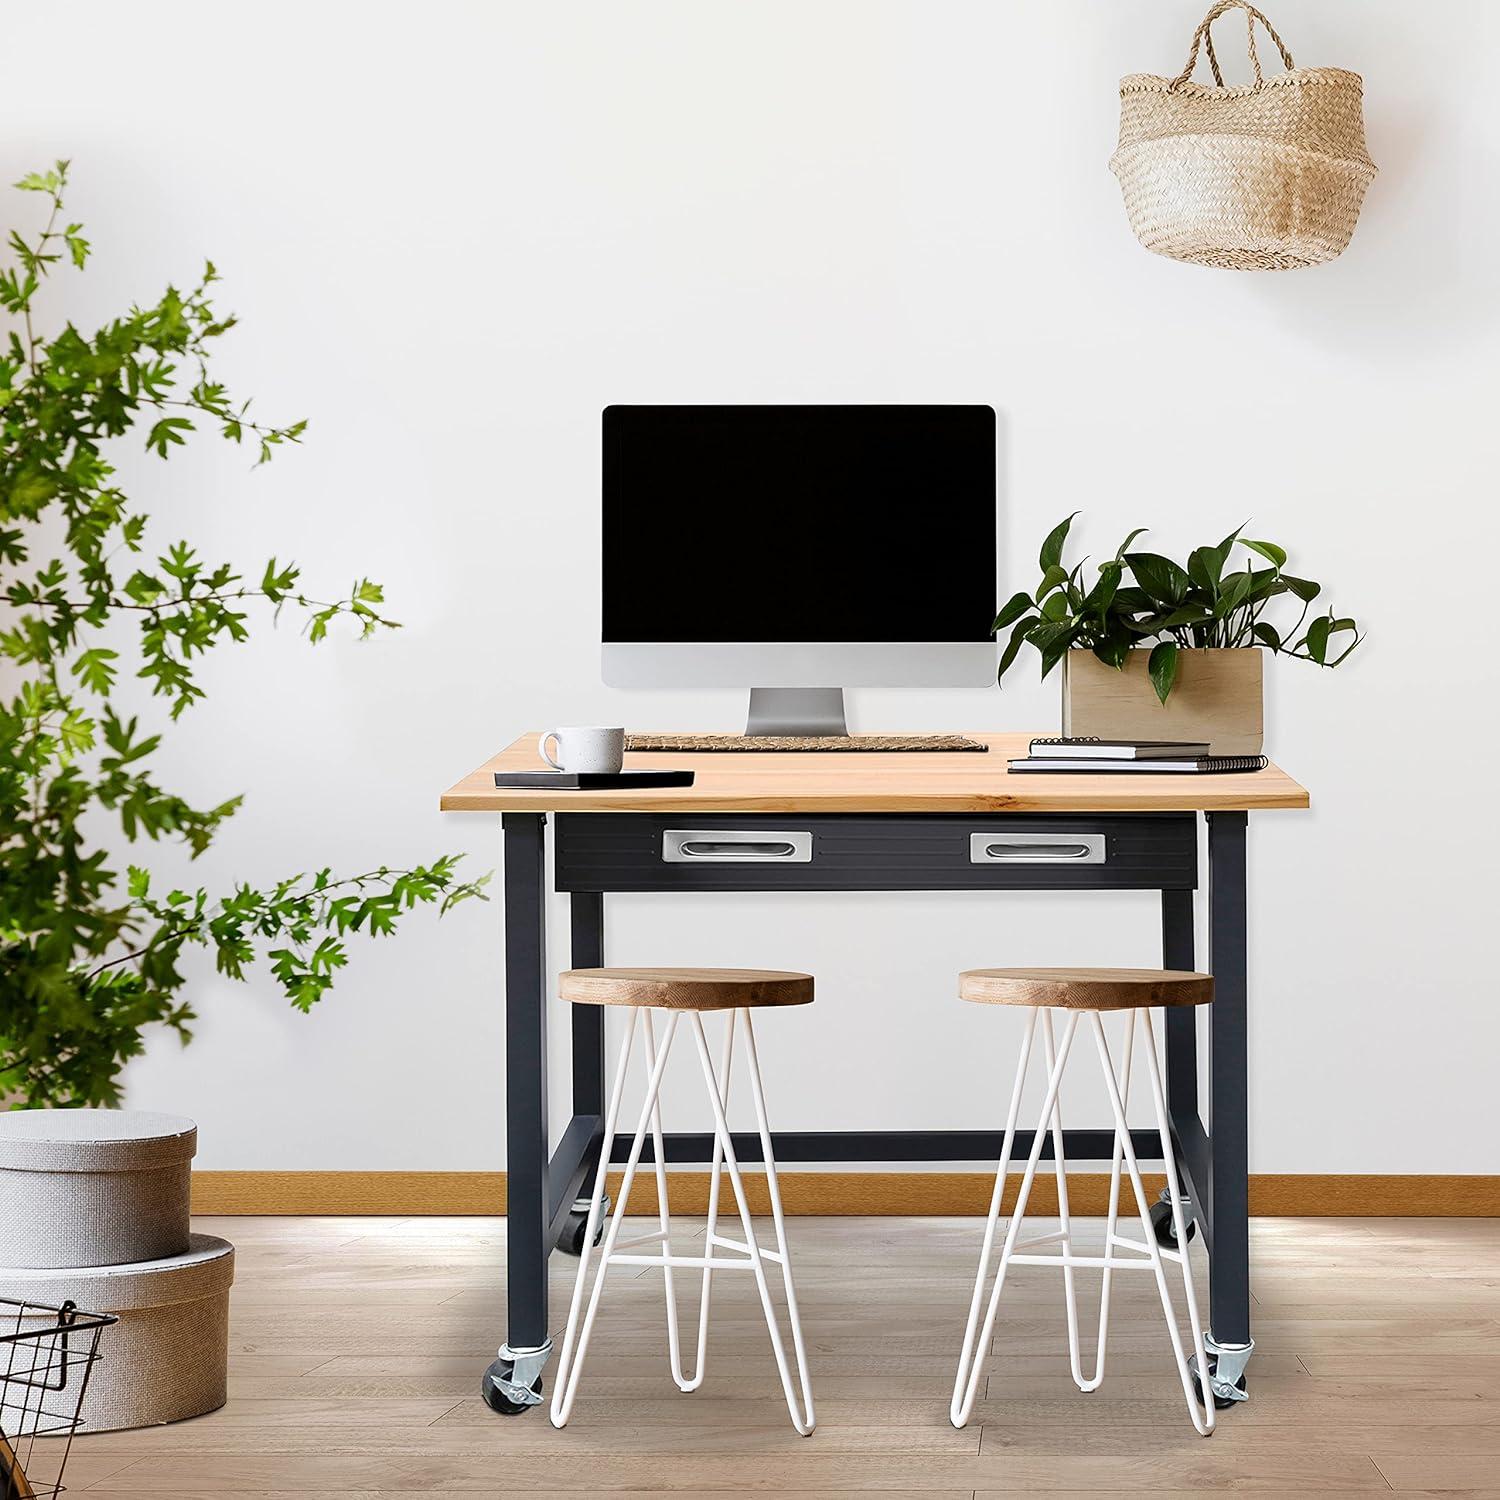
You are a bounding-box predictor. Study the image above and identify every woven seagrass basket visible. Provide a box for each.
[1110,0,1376,270]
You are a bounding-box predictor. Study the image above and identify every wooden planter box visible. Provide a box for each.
[1062,648,1264,755]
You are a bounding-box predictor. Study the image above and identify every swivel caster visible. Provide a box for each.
[1192,1355,1247,1410]
[1149,1192,1197,1249]
[481,1342,550,1415]
[1192,1336,1252,1411]
[557,1194,609,1257]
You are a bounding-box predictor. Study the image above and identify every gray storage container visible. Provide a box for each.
[0,1109,196,1269]
[0,1235,233,1433]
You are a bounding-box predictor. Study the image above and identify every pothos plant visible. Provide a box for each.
[1,162,487,1108]
[994,513,1362,703]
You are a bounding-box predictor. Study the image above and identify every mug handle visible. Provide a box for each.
[539,730,564,770]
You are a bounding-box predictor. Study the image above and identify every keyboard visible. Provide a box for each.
[624,733,989,753]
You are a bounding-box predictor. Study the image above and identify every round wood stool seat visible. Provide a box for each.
[559,967,814,1012]
[958,967,1212,1011]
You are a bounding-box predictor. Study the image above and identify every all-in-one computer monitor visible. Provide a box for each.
[602,405,997,735]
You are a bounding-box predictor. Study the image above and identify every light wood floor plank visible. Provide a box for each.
[53,1215,1500,1497]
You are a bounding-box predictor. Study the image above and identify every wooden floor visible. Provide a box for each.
[50,1214,1500,1496]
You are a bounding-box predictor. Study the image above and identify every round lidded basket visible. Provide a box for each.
[0,1234,233,1433]
[0,1109,196,1270]
[1109,0,1376,270]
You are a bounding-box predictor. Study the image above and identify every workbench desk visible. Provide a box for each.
[440,732,1309,1413]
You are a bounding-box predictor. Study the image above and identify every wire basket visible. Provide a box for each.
[1,1299,115,1500]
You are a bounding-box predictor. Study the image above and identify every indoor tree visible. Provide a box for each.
[1,162,486,1107]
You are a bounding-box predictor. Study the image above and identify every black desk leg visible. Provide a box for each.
[1207,810,1253,1396]
[1162,888,1204,1225]
[570,891,606,1192]
[481,812,552,1415]
[1161,887,1198,1123]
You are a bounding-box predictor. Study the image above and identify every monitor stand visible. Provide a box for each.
[745,687,848,737]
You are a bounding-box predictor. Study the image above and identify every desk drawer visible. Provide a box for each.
[554,814,1196,892]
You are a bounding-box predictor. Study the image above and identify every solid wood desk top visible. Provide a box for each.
[440,733,1310,814]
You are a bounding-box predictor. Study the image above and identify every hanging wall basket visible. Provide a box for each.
[1109,0,1376,270]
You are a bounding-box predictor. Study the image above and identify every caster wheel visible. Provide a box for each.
[1193,1354,1247,1411]
[481,1356,544,1415]
[1149,1198,1197,1249]
[557,1209,603,1257]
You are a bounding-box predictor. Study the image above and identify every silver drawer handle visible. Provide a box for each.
[987,842,1090,859]
[664,829,813,864]
[969,832,1105,865]
[681,841,797,859]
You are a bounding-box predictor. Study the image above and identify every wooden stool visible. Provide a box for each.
[949,968,1216,1438]
[548,969,816,1436]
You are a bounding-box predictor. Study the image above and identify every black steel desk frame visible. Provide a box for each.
[497,808,1249,1400]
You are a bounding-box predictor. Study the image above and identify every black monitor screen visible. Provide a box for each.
[603,405,996,642]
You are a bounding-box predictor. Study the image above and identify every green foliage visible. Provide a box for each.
[994,514,1362,704]
[1,163,487,1107]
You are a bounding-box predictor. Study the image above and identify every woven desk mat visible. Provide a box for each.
[624,733,989,753]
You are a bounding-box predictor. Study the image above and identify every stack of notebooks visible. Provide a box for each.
[1008,738,1269,775]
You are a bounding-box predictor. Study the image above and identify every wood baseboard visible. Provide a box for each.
[190,1170,1500,1217]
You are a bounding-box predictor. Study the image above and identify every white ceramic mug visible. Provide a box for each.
[539,726,625,775]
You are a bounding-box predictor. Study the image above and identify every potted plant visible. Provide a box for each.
[1,163,488,1107]
[994,514,1361,753]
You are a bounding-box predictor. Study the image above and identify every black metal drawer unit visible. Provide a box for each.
[554,813,1197,892]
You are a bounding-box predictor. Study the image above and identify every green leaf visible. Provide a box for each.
[1082,561,1121,616]
[1039,590,1070,621]
[1092,633,1132,670]
[1148,641,1179,704]
[1281,574,1321,603]
[1033,564,1068,603]
[1215,572,1254,617]
[1158,604,1213,628]
[1305,615,1332,663]
[1241,539,1287,569]
[1187,544,1227,595]
[71,646,119,695]
[996,615,1033,682]
[1310,616,1361,665]
[992,591,1034,632]
[1030,620,1078,679]
[1252,622,1282,650]
[1216,522,1247,555]
[1113,527,1148,562]
[1124,553,1190,607]
[146,416,194,458]
[1038,512,1078,572]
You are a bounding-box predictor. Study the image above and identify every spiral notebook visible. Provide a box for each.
[1007,754,1269,775]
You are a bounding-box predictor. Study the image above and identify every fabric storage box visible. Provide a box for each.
[0,1109,196,1269]
[0,1235,233,1433]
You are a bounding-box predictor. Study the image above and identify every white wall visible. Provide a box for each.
[6,1,1497,1174]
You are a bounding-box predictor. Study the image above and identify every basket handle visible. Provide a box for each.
[1173,0,1295,90]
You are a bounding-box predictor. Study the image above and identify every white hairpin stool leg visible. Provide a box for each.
[1090,1011,1214,1437]
[550,1009,681,1429]
[549,1007,638,1427]
[739,1008,815,1434]
[951,1009,1037,1427]
[639,1010,690,1390]
[681,1007,735,1393]
[1041,1010,1086,1391]
[1081,1005,1137,1393]
[688,1012,815,1436]
[951,1008,1079,1429]
[1139,1008,1216,1434]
